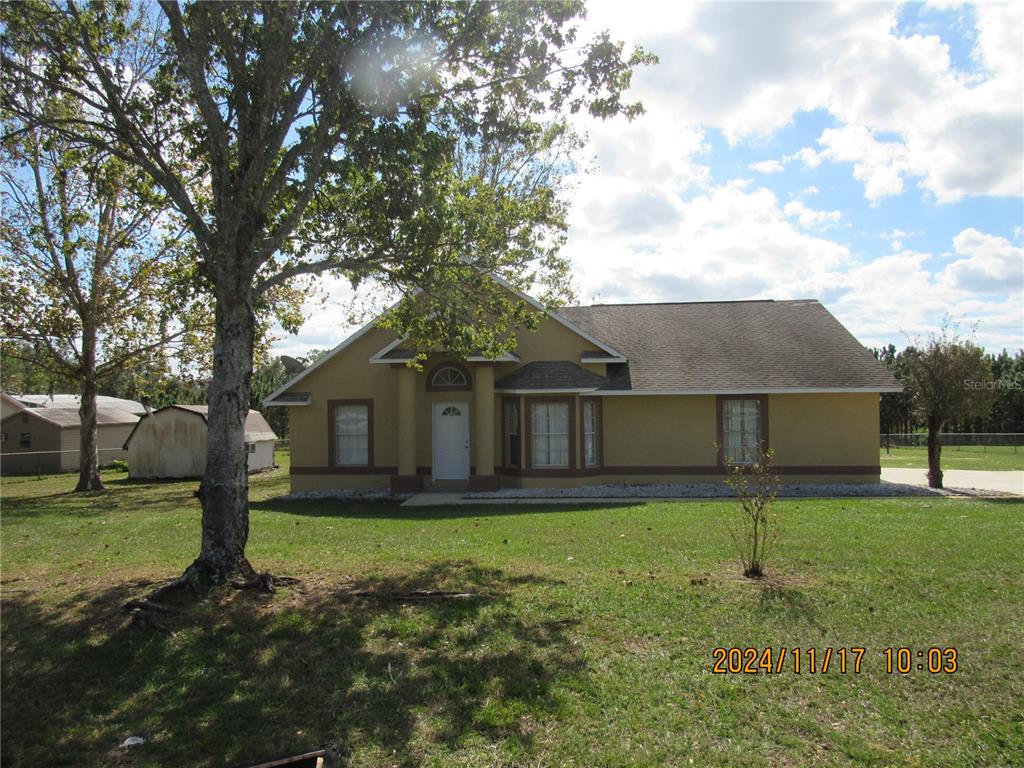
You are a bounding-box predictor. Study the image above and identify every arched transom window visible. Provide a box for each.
[428,364,471,390]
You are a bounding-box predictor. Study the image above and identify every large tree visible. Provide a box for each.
[2,1,652,593]
[0,92,206,491]
[903,329,996,488]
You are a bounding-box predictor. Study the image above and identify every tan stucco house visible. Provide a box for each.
[265,278,901,494]
[124,405,278,479]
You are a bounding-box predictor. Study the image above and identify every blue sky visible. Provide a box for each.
[274,1,1023,358]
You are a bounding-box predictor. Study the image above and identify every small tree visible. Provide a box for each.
[904,326,996,488]
[723,449,781,579]
[0,93,207,491]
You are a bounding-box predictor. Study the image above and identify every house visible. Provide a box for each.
[264,277,901,494]
[0,405,140,475]
[123,405,278,478]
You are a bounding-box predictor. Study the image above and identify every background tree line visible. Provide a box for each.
[874,344,1024,435]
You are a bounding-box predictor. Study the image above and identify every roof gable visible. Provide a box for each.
[265,273,625,405]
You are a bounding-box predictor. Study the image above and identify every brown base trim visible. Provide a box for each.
[292,465,397,475]
[468,474,501,492]
[295,464,880,478]
[416,465,477,476]
[390,474,424,493]
[500,465,880,478]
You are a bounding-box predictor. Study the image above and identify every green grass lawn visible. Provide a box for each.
[880,444,1024,471]
[2,456,1023,767]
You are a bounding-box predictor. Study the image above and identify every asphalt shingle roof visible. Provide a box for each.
[495,361,610,391]
[557,300,901,391]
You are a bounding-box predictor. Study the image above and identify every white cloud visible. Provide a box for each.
[784,147,823,170]
[783,200,841,229]
[589,1,1022,202]
[749,159,785,174]
[566,178,851,306]
[817,125,911,202]
[939,228,1024,293]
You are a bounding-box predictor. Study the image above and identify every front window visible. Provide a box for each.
[430,365,470,389]
[504,399,520,466]
[334,404,369,465]
[582,400,599,467]
[19,433,31,448]
[531,402,569,468]
[722,399,762,464]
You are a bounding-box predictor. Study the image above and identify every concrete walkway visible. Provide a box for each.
[881,468,1023,495]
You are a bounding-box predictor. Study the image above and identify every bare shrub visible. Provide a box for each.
[723,448,781,579]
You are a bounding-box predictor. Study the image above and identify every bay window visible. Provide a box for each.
[531,401,570,468]
[582,399,600,467]
[504,398,521,466]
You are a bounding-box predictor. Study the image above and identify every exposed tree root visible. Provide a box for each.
[123,558,300,629]
[230,573,302,593]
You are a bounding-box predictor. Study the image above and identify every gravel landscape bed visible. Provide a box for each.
[279,489,413,502]
[465,482,1010,500]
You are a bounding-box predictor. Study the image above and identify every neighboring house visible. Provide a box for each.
[13,393,147,416]
[123,405,278,479]
[264,276,901,494]
[0,405,140,475]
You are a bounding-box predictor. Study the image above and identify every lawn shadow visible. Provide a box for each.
[1,560,581,767]
[252,497,642,521]
[756,581,824,633]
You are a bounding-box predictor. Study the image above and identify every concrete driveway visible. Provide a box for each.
[882,468,1024,495]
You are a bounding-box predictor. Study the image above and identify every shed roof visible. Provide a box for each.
[3,405,139,428]
[123,405,278,448]
[14,393,147,415]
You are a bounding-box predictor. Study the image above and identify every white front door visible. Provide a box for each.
[432,402,470,480]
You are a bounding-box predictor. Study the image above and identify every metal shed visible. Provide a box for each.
[123,405,277,479]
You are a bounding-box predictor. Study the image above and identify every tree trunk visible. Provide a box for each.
[926,418,944,489]
[74,324,104,492]
[180,282,259,588]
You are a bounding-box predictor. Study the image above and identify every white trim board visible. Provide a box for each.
[595,386,903,396]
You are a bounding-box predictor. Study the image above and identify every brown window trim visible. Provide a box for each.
[580,396,603,469]
[501,396,522,467]
[327,398,374,468]
[524,396,576,472]
[715,394,769,467]
[425,361,473,391]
